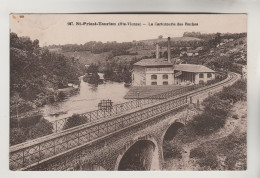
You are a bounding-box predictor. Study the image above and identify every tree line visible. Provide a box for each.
[10,32,85,117]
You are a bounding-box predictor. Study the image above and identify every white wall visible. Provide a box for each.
[195,72,215,84]
[132,66,146,86]
[146,73,174,85]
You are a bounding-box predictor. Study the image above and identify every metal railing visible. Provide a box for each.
[45,83,210,132]
[10,72,238,171]
[10,96,188,170]
[10,73,228,146]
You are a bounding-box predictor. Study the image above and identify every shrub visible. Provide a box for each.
[163,141,182,159]
[190,148,206,159]
[19,114,42,128]
[10,128,27,145]
[202,95,230,117]
[217,79,247,102]
[10,116,53,145]
[223,136,247,170]
[233,79,247,92]
[63,114,87,130]
[192,112,226,136]
[30,118,53,139]
[198,153,218,170]
[218,87,245,103]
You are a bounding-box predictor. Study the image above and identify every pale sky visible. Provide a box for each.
[10,14,247,46]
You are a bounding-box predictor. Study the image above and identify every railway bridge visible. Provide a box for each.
[9,72,240,171]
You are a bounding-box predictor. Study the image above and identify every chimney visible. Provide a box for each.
[156,43,159,59]
[167,37,171,63]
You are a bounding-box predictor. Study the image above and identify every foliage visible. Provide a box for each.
[10,32,85,116]
[86,64,98,74]
[30,119,53,139]
[190,148,206,159]
[189,79,246,136]
[192,112,226,136]
[163,141,182,160]
[191,132,247,170]
[202,95,231,117]
[10,116,53,145]
[63,114,87,130]
[220,133,247,170]
[197,152,218,170]
[10,128,27,146]
[103,64,132,83]
[217,80,247,102]
[83,73,100,84]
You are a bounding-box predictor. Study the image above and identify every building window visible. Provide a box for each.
[162,74,168,79]
[151,82,157,85]
[199,73,204,78]
[207,73,212,78]
[151,75,157,80]
[199,80,204,85]
[163,81,168,85]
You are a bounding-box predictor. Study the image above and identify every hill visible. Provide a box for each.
[181,36,247,74]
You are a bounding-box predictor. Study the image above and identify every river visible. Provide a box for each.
[41,75,130,121]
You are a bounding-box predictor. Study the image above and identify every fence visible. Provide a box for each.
[10,72,228,146]
[10,96,188,170]
[10,72,236,171]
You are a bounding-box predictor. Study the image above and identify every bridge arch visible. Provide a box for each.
[163,121,184,141]
[161,121,184,161]
[115,137,160,171]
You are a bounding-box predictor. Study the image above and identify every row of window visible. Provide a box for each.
[199,73,212,78]
[151,81,168,85]
[151,74,168,80]
[151,73,212,80]
[146,67,172,71]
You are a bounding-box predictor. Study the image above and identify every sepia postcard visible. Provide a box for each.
[9,14,247,171]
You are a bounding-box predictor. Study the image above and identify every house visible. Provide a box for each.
[174,64,215,85]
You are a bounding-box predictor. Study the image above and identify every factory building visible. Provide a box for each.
[132,37,174,86]
[131,37,215,86]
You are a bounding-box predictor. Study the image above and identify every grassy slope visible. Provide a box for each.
[163,101,247,170]
[190,101,247,170]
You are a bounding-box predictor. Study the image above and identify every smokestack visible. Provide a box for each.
[167,37,171,63]
[156,43,159,59]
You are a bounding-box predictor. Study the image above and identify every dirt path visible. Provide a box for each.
[165,101,246,170]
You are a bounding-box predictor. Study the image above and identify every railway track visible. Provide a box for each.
[186,72,239,99]
[9,72,240,171]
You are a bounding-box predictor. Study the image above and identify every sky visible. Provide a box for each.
[10,14,247,46]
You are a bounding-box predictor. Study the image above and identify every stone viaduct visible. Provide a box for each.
[9,72,240,171]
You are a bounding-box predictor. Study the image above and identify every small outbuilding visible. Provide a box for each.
[173,64,215,85]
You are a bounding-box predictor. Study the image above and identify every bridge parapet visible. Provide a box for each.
[10,96,188,170]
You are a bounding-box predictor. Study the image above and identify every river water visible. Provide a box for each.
[41,75,130,121]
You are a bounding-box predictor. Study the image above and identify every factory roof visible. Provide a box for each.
[124,85,183,99]
[133,58,174,67]
[174,64,215,73]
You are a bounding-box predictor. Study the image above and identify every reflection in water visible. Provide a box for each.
[41,76,130,121]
